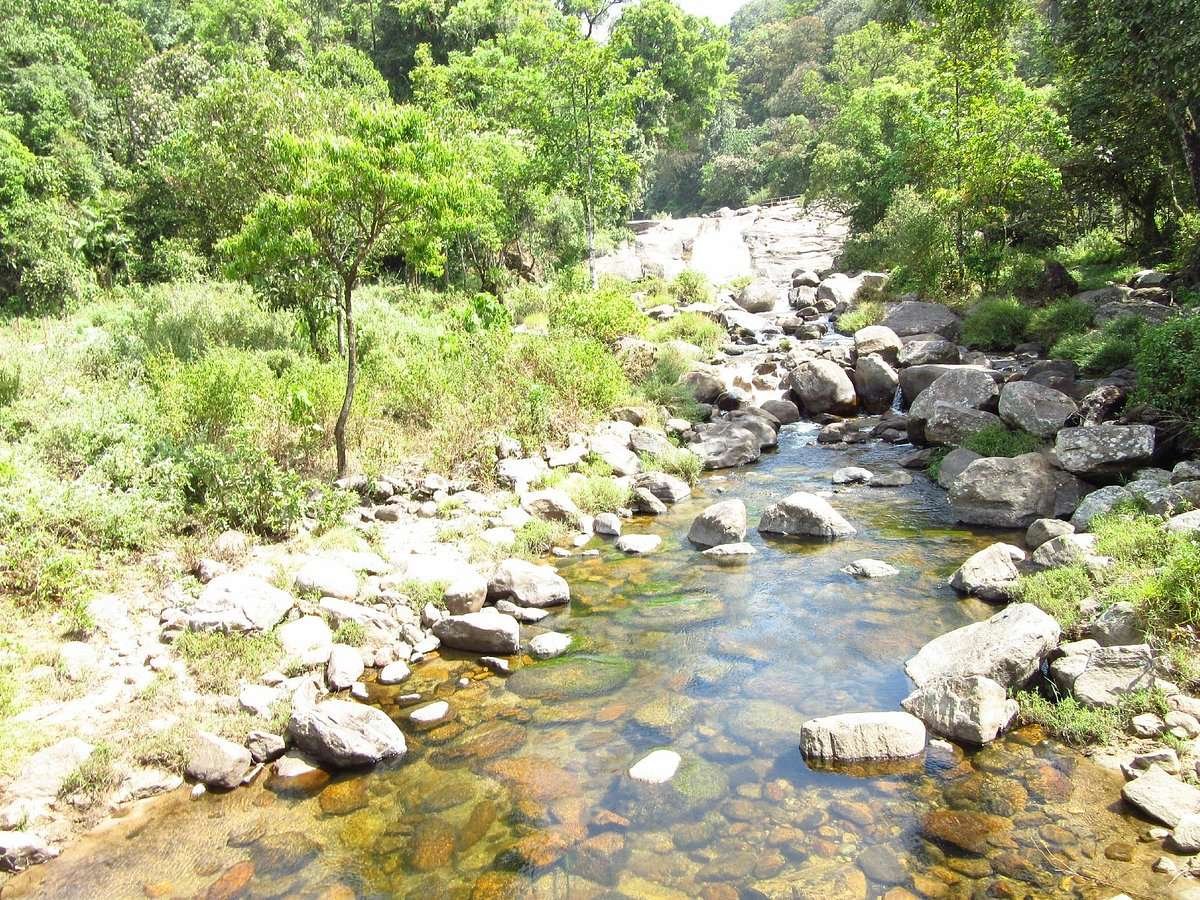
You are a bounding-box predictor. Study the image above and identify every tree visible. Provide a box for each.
[222,104,468,476]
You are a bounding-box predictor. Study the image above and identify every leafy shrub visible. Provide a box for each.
[1050,316,1144,375]
[961,297,1033,349]
[1025,299,1094,348]
[668,270,713,305]
[960,425,1042,458]
[835,301,885,336]
[840,187,958,297]
[174,630,282,694]
[1065,227,1126,266]
[1133,316,1200,438]
[636,349,703,421]
[0,367,19,408]
[1175,212,1200,274]
[646,313,723,354]
[179,439,308,536]
[549,278,646,346]
[568,475,630,514]
[1142,539,1200,631]
[999,250,1048,298]
[0,532,89,609]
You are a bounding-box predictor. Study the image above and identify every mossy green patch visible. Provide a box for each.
[507,654,634,701]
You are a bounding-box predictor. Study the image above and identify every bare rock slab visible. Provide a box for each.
[800,711,926,762]
[1122,766,1200,827]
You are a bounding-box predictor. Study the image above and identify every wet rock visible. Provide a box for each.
[688,499,748,548]
[832,466,873,484]
[268,751,330,793]
[245,731,286,764]
[251,831,321,877]
[410,701,452,728]
[922,808,1010,854]
[689,422,761,469]
[855,355,899,414]
[1122,767,1200,826]
[949,543,1021,602]
[409,818,456,871]
[1026,518,1073,549]
[736,279,778,313]
[998,381,1078,438]
[800,711,926,762]
[760,398,800,424]
[631,471,691,505]
[188,574,294,634]
[841,559,899,578]
[617,534,663,554]
[857,844,908,885]
[791,359,857,416]
[629,749,681,784]
[758,491,855,539]
[202,860,253,900]
[593,512,622,536]
[378,661,411,685]
[294,559,358,600]
[318,778,369,816]
[631,486,670,514]
[488,558,570,608]
[633,693,698,738]
[287,699,406,769]
[905,603,1061,690]
[682,370,725,404]
[528,631,572,660]
[432,609,521,655]
[854,325,902,364]
[702,542,757,561]
[186,731,251,790]
[1049,641,1174,707]
[1051,424,1155,476]
[950,453,1088,528]
[901,675,1018,744]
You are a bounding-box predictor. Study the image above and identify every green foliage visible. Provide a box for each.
[1014,564,1092,630]
[959,425,1042,458]
[636,349,703,422]
[641,447,702,486]
[1050,316,1145,375]
[961,298,1033,350]
[645,312,724,355]
[398,580,447,609]
[58,742,118,807]
[1176,213,1200,274]
[568,475,631,515]
[1064,228,1126,266]
[668,270,713,305]
[174,630,282,694]
[1133,316,1200,438]
[835,301,884,336]
[333,620,366,647]
[1143,539,1200,631]
[550,279,647,346]
[839,189,959,297]
[1025,299,1094,348]
[1017,688,1172,746]
[512,519,570,560]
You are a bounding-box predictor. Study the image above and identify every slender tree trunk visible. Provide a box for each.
[336,305,345,357]
[1179,105,1200,211]
[334,279,357,479]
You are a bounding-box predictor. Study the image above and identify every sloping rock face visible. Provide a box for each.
[902,675,1018,744]
[905,603,1062,690]
[949,453,1089,528]
[998,381,1078,438]
[288,699,407,769]
[800,712,926,762]
[1122,767,1200,827]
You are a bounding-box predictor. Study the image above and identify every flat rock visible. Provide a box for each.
[617,534,662,554]
[1122,767,1200,827]
[528,631,572,660]
[188,574,294,633]
[801,712,926,762]
[432,608,521,655]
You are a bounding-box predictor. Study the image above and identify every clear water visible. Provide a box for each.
[6,427,1172,899]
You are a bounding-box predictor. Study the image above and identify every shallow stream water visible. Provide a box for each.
[6,426,1175,899]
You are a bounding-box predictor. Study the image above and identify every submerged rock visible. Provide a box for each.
[507,654,633,701]
[629,749,681,784]
[841,559,899,578]
[800,711,926,762]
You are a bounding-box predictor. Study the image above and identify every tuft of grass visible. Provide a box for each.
[637,349,705,422]
[333,620,366,647]
[959,425,1042,458]
[173,630,281,694]
[640,447,702,486]
[1050,315,1145,376]
[646,313,724,355]
[835,300,885,336]
[1090,510,1171,568]
[668,270,714,305]
[568,475,631,515]
[1142,538,1200,631]
[512,519,571,560]
[961,297,1033,350]
[926,447,950,481]
[1014,564,1093,630]
[58,742,119,808]
[398,579,447,609]
[1025,298,1094,348]
[1017,688,1171,746]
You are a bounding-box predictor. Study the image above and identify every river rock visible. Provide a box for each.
[1049,642,1174,707]
[326,644,364,691]
[1070,484,1133,529]
[905,603,1061,689]
[629,426,673,458]
[288,699,406,769]
[629,749,682,784]
[442,573,488,615]
[899,339,961,367]
[688,500,747,548]
[832,466,872,484]
[936,447,980,490]
[617,534,663,555]
[278,615,334,667]
[1026,518,1074,549]
[882,300,962,339]
[0,832,58,873]
[682,370,725,403]
[854,325,902,363]
[432,609,521,654]
[378,661,411,685]
[633,471,691,504]
[924,404,1004,446]
[1171,814,1200,853]
[689,422,761,469]
[1122,767,1200,827]
[841,559,899,578]
[736,279,778,313]
[294,559,358,600]
[1082,601,1141,646]
[800,712,926,762]
[950,453,1089,527]
[589,434,641,476]
[702,542,757,560]
[185,731,251,790]
[488,559,570,608]
[949,543,1021,602]
[854,354,899,414]
[901,675,1018,744]
[758,492,855,539]
[188,574,294,633]
[246,731,286,764]
[528,631,572,660]
[998,381,1078,438]
[790,359,857,415]
[593,512,621,537]
[521,489,582,527]
[760,398,800,424]
[1030,533,1105,570]
[497,456,548,490]
[1052,424,1155,476]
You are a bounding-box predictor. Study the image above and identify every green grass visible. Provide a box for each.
[567,475,631,515]
[1014,564,1093,630]
[173,630,282,694]
[1050,315,1145,375]
[646,313,724,355]
[333,620,366,647]
[959,425,1042,458]
[512,519,571,559]
[1025,298,1094,348]
[398,580,448,609]
[58,742,119,807]
[961,297,1033,350]
[640,447,702,486]
[835,300,885,336]
[1017,688,1171,746]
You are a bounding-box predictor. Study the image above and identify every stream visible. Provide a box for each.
[5,426,1170,899]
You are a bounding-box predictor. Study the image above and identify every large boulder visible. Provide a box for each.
[432,608,521,655]
[817,273,868,312]
[442,573,488,615]
[1049,641,1175,708]
[682,370,724,404]
[758,492,855,539]
[936,447,980,490]
[1051,425,1155,477]
[881,301,963,340]
[907,368,999,439]
[854,325,902,365]
[521,489,582,526]
[950,453,1089,528]
[278,615,334,666]
[688,499,748,548]
[998,381,1078,439]
[901,675,1018,745]
[854,355,899,414]
[905,603,1062,690]
[288,699,407,769]
[188,574,294,634]
[589,434,640,476]
[790,359,857,416]
[488,559,570,608]
[736,279,778,313]
[899,340,961,367]
[186,731,251,790]
[949,543,1021,602]
[760,398,800,425]
[800,712,926,762]
[632,471,691,504]
[721,307,781,342]
[923,404,1004,447]
[689,422,761,469]
[899,365,990,408]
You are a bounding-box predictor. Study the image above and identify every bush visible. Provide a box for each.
[1176,212,1200,274]
[1025,299,1094,348]
[1133,316,1200,438]
[568,474,630,515]
[835,301,885,336]
[549,278,646,346]
[999,250,1048,298]
[636,349,703,421]
[1065,227,1126,266]
[179,440,309,536]
[840,187,958,297]
[646,313,723,355]
[668,270,713,305]
[1051,316,1145,375]
[959,425,1042,458]
[961,297,1033,350]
